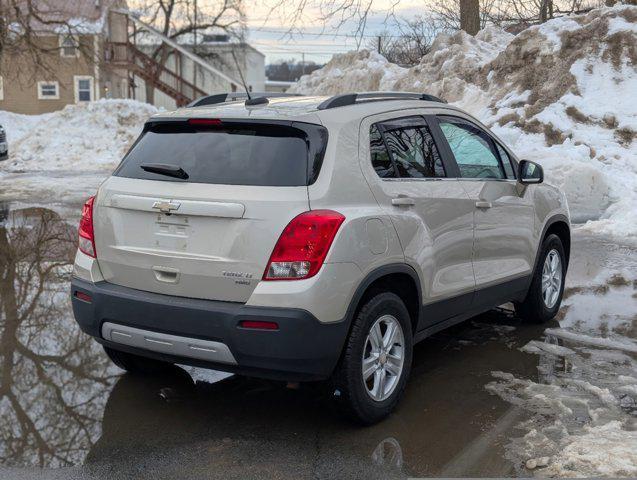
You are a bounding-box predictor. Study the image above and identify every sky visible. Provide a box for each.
[243,0,430,64]
[128,0,432,65]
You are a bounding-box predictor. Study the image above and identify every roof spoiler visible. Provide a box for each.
[187,93,302,108]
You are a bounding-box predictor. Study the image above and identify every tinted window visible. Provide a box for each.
[383,125,445,178]
[495,143,516,179]
[116,123,323,186]
[438,118,505,179]
[370,124,396,178]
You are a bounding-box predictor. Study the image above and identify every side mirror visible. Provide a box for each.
[518,160,543,185]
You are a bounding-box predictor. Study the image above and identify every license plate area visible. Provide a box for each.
[154,213,190,250]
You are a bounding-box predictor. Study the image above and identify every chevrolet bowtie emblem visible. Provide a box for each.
[152,200,181,213]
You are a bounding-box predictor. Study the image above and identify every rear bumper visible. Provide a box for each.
[71,277,349,381]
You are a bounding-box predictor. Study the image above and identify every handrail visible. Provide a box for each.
[110,8,243,89]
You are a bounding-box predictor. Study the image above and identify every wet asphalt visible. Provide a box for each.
[0,202,634,479]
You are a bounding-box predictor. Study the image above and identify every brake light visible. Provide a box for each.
[78,195,96,257]
[188,118,222,127]
[263,210,345,281]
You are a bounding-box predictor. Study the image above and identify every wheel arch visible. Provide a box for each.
[344,264,422,336]
[532,214,571,275]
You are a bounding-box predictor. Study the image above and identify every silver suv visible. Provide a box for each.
[71,92,570,424]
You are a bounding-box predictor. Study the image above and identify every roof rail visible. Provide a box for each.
[316,92,446,110]
[187,92,302,108]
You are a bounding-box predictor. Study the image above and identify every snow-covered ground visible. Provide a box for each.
[0,100,157,204]
[292,4,637,242]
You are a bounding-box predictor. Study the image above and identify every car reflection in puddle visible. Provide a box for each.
[1,202,633,478]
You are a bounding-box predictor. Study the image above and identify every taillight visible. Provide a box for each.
[263,210,345,281]
[78,195,96,257]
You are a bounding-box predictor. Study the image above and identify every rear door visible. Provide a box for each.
[93,119,326,303]
[434,115,535,293]
[359,113,476,326]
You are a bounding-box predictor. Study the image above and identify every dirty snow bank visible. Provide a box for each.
[0,99,157,172]
[291,5,637,241]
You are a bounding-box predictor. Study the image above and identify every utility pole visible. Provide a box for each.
[301,52,305,75]
[193,0,198,91]
[193,0,198,50]
[377,35,382,54]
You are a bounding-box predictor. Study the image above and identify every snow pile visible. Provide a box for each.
[292,50,406,95]
[291,5,637,241]
[0,99,157,172]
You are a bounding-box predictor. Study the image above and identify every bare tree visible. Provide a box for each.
[460,0,480,35]
[367,16,441,66]
[487,0,605,27]
[0,0,93,81]
[134,0,244,103]
[263,0,494,42]
[430,0,498,32]
[0,206,118,466]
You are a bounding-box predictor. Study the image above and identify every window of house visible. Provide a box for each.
[60,35,79,57]
[37,81,60,100]
[438,117,505,179]
[74,76,94,102]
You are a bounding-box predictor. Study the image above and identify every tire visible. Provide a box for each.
[331,291,413,425]
[515,233,566,324]
[104,346,173,375]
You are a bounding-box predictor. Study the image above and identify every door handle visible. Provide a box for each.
[475,201,492,209]
[391,196,415,206]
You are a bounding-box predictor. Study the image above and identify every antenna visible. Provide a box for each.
[230,49,251,100]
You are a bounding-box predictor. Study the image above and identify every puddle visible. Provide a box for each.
[0,203,634,478]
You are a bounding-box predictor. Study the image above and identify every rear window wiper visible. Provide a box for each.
[140,163,189,180]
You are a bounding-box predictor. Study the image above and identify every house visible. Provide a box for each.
[0,0,130,114]
[0,1,264,114]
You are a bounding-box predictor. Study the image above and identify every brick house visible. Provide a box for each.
[0,0,129,115]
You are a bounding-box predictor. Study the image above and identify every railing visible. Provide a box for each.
[105,41,207,106]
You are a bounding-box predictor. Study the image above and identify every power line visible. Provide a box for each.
[249,27,405,39]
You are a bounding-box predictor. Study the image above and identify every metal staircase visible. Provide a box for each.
[105,10,242,107]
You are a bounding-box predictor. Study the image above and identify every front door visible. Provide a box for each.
[434,115,535,301]
[359,113,476,327]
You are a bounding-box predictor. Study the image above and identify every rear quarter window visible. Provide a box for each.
[115,122,327,187]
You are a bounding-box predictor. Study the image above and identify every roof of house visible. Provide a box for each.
[16,0,126,32]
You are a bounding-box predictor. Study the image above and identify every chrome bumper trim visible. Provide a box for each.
[101,322,237,365]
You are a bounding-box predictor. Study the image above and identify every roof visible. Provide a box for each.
[152,95,462,125]
[13,0,127,33]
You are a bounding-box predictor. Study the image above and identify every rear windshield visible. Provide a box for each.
[115,121,327,186]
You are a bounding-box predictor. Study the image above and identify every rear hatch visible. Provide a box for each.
[94,118,327,303]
